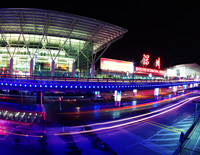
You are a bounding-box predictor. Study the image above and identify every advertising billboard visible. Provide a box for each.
[135,67,164,75]
[100,58,134,73]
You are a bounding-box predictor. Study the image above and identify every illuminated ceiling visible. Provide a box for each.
[0,8,128,53]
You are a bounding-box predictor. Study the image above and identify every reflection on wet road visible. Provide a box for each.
[58,91,195,122]
[0,89,200,154]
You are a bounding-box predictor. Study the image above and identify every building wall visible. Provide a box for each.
[165,65,200,79]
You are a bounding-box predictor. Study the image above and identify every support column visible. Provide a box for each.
[154,88,159,99]
[72,62,76,77]
[95,91,100,97]
[20,91,23,104]
[114,90,121,107]
[183,85,187,90]
[133,89,137,96]
[30,58,33,75]
[9,58,13,74]
[36,91,44,105]
[173,86,177,94]
[51,60,55,77]
[91,63,95,78]
[59,96,63,112]
[114,90,121,102]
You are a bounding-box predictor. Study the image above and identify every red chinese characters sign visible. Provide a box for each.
[143,54,150,66]
[155,57,160,69]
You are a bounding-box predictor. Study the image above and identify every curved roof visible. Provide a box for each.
[0,8,128,53]
[174,63,200,73]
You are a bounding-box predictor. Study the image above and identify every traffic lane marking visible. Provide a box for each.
[148,121,185,132]
[145,122,181,133]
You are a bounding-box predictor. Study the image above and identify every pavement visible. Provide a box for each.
[180,117,200,154]
[44,124,117,155]
[94,112,199,155]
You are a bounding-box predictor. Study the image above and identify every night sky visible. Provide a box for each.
[8,1,200,69]
[46,2,200,69]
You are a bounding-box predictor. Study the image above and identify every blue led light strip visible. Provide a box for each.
[0,79,198,92]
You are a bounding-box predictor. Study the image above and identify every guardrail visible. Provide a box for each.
[0,74,196,83]
[173,112,200,155]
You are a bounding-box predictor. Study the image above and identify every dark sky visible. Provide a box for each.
[7,1,200,69]
[44,2,200,69]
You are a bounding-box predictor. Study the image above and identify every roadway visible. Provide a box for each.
[57,91,200,154]
[0,89,200,154]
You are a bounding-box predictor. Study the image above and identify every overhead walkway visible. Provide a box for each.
[0,74,199,92]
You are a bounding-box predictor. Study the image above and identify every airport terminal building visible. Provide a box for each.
[165,63,200,79]
[0,8,127,77]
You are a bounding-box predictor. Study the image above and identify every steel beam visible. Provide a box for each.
[94,44,110,64]
[54,19,79,61]
[12,33,22,58]
[0,31,11,58]
[9,58,13,74]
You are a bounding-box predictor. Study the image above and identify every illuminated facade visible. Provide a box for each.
[99,58,134,78]
[0,8,127,77]
[165,63,200,79]
[100,58,134,73]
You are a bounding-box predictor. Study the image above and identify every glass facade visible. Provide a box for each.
[0,34,92,77]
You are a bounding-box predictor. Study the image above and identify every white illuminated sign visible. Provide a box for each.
[100,58,133,73]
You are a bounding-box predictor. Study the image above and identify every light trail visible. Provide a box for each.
[0,126,43,138]
[58,92,194,115]
[8,132,43,138]
[62,92,195,128]
[55,96,200,136]
[71,98,188,128]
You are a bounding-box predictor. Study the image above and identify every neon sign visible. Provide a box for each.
[100,58,133,73]
[143,54,150,66]
[155,57,160,69]
[135,67,164,75]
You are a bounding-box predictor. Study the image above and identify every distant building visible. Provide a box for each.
[165,63,200,79]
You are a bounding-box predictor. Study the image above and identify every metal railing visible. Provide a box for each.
[0,74,197,83]
[173,114,200,155]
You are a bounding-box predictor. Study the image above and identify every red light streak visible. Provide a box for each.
[59,92,193,115]
[55,94,200,136]
[70,93,194,127]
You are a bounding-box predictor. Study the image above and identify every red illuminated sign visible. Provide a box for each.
[143,54,150,66]
[155,57,160,69]
[135,67,164,75]
[100,58,134,73]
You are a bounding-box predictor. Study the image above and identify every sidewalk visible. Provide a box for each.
[180,118,200,154]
